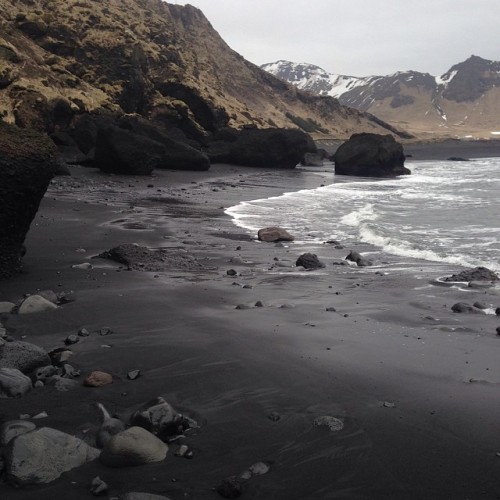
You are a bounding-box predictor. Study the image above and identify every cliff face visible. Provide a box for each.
[0,0,408,140]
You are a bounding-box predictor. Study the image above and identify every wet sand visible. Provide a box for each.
[1,160,500,499]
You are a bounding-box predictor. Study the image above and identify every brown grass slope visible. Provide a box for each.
[0,0,409,139]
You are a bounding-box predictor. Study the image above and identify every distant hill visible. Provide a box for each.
[0,0,408,140]
[262,56,500,139]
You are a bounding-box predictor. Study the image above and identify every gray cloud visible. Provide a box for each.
[178,0,500,76]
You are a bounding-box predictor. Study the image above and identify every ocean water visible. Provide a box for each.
[226,158,500,273]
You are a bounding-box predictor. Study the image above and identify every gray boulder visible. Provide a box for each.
[451,302,484,314]
[334,133,410,177]
[5,427,100,485]
[0,368,32,398]
[99,426,168,467]
[0,341,51,373]
[0,302,15,313]
[0,420,36,446]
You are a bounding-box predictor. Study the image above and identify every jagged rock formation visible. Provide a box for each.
[0,0,407,141]
[262,56,500,139]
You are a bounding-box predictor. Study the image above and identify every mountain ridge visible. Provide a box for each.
[262,56,500,139]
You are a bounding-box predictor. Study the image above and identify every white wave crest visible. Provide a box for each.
[340,203,379,227]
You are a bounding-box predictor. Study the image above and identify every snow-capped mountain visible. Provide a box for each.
[261,56,500,138]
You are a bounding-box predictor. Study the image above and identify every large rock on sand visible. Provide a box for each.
[207,128,315,169]
[296,253,325,269]
[18,294,58,314]
[5,427,100,485]
[0,341,51,374]
[0,122,57,278]
[334,133,410,177]
[257,227,294,242]
[100,426,168,467]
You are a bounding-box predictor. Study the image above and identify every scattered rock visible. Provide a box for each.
[100,426,168,467]
[257,227,294,242]
[18,295,58,314]
[216,476,243,498]
[442,267,499,282]
[326,307,337,312]
[447,156,470,161]
[72,262,93,270]
[90,476,108,496]
[227,269,237,276]
[129,397,181,440]
[99,327,113,336]
[345,250,373,267]
[451,302,483,314]
[254,300,264,307]
[64,334,79,345]
[78,327,90,337]
[240,461,270,480]
[175,444,189,457]
[47,376,79,392]
[61,364,80,378]
[334,133,410,177]
[313,415,344,432]
[496,308,500,316]
[332,259,349,266]
[49,347,73,365]
[32,411,48,420]
[36,290,58,304]
[5,427,100,485]
[496,326,500,335]
[296,253,325,269]
[235,304,252,310]
[0,420,36,446]
[127,370,141,380]
[473,301,488,310]
[84,371,113,387]
[30,365,58,383]
[383,401,396,408]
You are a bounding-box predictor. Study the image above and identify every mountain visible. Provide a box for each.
[0,0,408,141]
[262,56,500,139]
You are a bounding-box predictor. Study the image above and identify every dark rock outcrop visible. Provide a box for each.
[94,126,163,175]
[451,302,484,314]
[96,243,203,271]
[442,267,499,282]
[118,115,210,171]
[296,253,325,269]
[206,128,315,169]
[257,227,295,242]
[334,133,410,177]
[0,122,57,278]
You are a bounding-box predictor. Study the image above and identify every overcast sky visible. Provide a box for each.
[174,0,500,77]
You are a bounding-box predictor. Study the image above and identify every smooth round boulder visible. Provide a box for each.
[99,426,168,467]
[257,227,294,243]
[18,295,58,314]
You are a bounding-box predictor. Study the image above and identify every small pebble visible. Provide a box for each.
[383,401,395,408]
[32,411,48,419]
[78,327,90,337]
[64,334,79,345]
[268,411,281,422]
[90,476,108,496]
[127,369,140,380]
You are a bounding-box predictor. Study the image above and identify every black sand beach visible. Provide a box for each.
[1,153,500,499]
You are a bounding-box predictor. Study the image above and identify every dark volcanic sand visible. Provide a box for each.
[1,160,500,500]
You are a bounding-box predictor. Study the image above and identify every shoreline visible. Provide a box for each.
[1,160,500,499]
